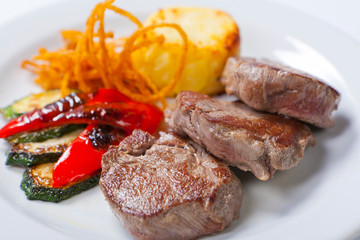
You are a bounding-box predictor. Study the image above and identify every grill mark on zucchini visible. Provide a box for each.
[6,129,83,167]
[21,163,100,203]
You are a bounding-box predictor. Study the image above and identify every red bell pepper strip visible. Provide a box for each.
[52,124,125,188]
[0,92,87,138]
[0,90,163,138]
[0,92,88,138]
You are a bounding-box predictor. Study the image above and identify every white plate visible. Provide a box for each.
[1,0,360,239]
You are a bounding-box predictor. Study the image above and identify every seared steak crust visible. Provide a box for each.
[220,57,340,128]
[165,91,316,181]
[100,129,243,240]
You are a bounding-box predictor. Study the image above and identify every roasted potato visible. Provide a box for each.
[132,7,240,96]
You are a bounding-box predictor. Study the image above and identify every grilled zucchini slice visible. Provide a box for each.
[6,129,83,167]
[1,90,62,119]
[21,162,100,203]
[7,124,85,144]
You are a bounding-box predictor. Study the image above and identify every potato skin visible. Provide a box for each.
[132,7,240,96]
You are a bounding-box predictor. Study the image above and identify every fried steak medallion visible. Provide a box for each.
[100,129,243,240]
[165,91,316,181]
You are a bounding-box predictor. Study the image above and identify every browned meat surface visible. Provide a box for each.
[220,57,340,128]
[100,129,243,240]
[165,91,316,181]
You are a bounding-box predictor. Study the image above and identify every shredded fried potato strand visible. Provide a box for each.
[22,0,188,107]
